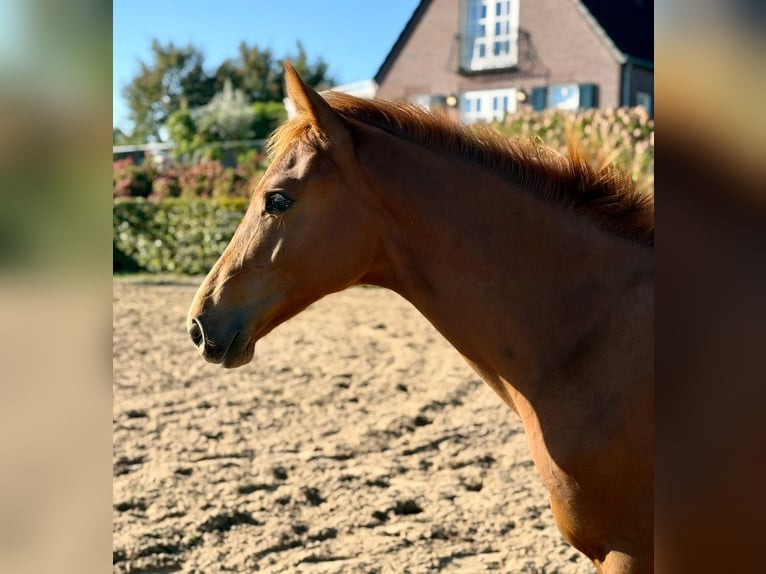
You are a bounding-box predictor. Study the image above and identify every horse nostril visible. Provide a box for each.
[189,318,204,348]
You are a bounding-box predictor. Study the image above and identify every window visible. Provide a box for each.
[547,83,580,110]
[461,0,519,71]
[531,84,599,111]
[460,88,518,123]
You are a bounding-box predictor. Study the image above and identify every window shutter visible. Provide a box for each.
[531,87,547,111]
[578,84,599,109]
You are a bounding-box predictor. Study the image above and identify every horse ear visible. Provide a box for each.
[284,61,352,155]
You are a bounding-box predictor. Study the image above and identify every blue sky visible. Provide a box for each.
[113,0,421,131]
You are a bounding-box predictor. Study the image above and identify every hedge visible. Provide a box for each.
[113,198,248,274]
[113,156,267,201]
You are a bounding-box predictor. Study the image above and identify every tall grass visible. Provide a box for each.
[492,106,654,196]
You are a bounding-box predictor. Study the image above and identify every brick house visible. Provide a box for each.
[374,0,653,122]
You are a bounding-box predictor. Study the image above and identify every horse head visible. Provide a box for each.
[187,64,377,367]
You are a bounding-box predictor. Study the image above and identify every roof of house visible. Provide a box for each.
[579,0,653,63]
[374,0,653,84]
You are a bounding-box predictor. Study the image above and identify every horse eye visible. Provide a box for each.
[265,192,294,214]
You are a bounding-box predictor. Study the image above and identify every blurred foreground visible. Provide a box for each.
[656,2,766,573]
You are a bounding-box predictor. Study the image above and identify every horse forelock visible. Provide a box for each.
[267,119,313,162]
[268,92,653,247]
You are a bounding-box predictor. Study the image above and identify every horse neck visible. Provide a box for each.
[356,129,653,409]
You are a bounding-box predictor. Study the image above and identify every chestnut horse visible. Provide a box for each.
[187,64,653,574]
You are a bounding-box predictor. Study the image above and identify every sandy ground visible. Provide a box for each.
[113,277,594,573]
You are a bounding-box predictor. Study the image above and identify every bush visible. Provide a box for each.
[150,167,182,201]
[177,161,226,199]
[176,160,261,199]
[113,198,249,274]
[113,243,142,273]
[114,155,268,201]
[112,157,157,199]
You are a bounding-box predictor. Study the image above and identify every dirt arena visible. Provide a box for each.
[113,277,594,573]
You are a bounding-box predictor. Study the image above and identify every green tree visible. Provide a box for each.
[167,80,260,163]
[213,40,335,103]
[113,127,128,144]
[195,80,256,142]
[251,101,287,139]
[113,126,143,145]
[166,108,201,158]
[123,40,215,141]
[124,38,336,153]
[214,43,281,102]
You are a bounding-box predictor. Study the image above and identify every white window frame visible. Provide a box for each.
[461,0,520,71]
[460,88,518,123]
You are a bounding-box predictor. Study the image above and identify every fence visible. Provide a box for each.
[113,139,268,168]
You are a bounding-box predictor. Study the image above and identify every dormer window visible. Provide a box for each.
[461,0,520,71]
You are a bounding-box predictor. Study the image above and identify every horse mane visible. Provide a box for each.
[268,92,654,246]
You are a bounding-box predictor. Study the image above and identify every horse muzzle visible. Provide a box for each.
[186,315,254,368]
